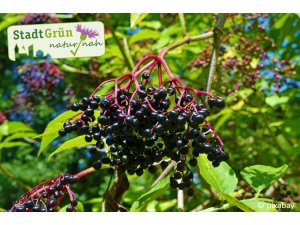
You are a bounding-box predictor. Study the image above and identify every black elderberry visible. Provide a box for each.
[212,160,220,167]
[90,100,99,109]
[85,135,93,142]
[207,153,215,161]
[32,205,41,212]
[89,147,98,155]
[220,152,229,161]
[156,113,167,123]
[61,175,72,184]
[155,88,167,100]
[81,97,90,105]
[16,205,25,212]
[177,182,185,190]
[58,129,66,136]
[184,94,193,102]
[147,86,155,94]
[212,146,222,157]
[100,98,110,109]
[64,125,73,133]
[102,157,111,164]
[80,124,89,133]
[92,160,102,170]
[174,171,182,180]
[177,162,185,171]
[85,108,94,117]
[154,124,164,134]
[191,113,205,124]
[135,168,144,176]
[71,200,78,207]
[48,186,55,195]
[66,205,74,212]
[71,103,80,111]
[189,158,197,167]
[142,71,151,79]
[160,160,169,170]
[25,200,34,208]
[148,165,157,174]
[176,139,184,147]
[138,90,147,99]
[55,183,63,191]
[92,96,100,102]
[47,198,57,208]
[208,97,217,108]
[179,146,189,155]
[167,87,175,95]
[53,191,61,198]
[216,98,225,108]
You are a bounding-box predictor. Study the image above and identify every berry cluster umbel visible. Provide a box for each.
[59,55,229,195]
[8,174,78,212]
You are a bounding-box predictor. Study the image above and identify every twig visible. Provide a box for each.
[206,14,228,93]
[159,32,214,57]
[123,37,135,69]
[54,60,92,76]
[0,164,31,191]
[177,179,184,212]
[178,13,188,36]
[151,161,176,187]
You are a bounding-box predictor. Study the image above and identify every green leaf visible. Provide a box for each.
[140,21,161,30]
[130,13,148,28]
[273,14,290,29]
[240,198,277,212]
[59,201,84,212]
[1,142,29,149]
[49,135,95,158]
[0,15,23,31]
[37,110,78,156]
[197,154,238,197]
[130,176,170,212]
[223,193,254,212]
[265,95,289,107]
[129,29,161,45]
[2,121,34,134]
[4,132,37,142]
[241,164,288,193]
[0,123,9,136]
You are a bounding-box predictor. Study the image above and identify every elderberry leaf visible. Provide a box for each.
[197,154,237,197]
[49,135,96,159]
[240,164,288,194]
[130,176,170,212]
[240,198,277,212]
[37,110,79,156]
[130,13,148,28]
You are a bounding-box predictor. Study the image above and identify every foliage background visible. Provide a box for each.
[0,13,299,212]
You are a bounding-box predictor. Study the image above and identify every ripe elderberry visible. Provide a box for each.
[57,54,228,196]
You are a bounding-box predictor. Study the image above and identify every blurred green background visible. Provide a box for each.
[0,13,299,212]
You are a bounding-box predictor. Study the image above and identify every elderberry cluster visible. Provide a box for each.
[8,174,78,212]
[58,56,228,195]
[19,13,60,25]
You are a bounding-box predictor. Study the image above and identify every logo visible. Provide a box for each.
[7,22,105,61]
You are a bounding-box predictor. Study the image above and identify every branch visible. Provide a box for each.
[151,161,176,187]
[0,164,31,191]
[206,14,228,93]
[178,13,188,36]
[159,32,214,57]
[177,178,184,212]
